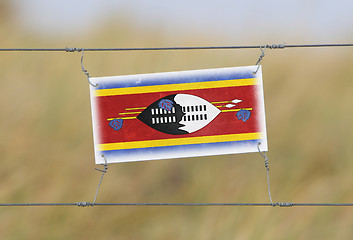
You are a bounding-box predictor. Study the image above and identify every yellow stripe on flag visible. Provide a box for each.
[125,107,146,110]
[99,132,262,151]
[119,111,142,115]
[94,78,258,97]
[107,116,137,120]
[221,108,252,112]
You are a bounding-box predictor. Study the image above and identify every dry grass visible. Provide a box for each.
[1,17,353,240]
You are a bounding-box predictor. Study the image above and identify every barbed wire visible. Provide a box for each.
[0,43,352,52]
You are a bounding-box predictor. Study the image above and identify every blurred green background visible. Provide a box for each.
[1,1,353,239]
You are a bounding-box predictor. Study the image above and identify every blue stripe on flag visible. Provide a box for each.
[100,140,260,161]
[93,67,256,90]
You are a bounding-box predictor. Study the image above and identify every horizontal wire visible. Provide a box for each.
[1,202,353,207]
[0,203,78,206]
[94,203,272,206]
[0,43,353,52]
[1,43,353,208]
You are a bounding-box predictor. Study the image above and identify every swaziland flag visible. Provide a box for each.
[90,66,267,164]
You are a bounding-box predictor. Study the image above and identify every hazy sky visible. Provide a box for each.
[10,0,353,42]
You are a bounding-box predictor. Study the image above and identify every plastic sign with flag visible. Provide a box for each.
[90,66,268,164]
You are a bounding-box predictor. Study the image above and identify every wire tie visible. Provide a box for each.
[253,45,267,74]
[253,43,285,74]
[257,142,274,205]
[95,168,106,173]
[95,154,108,173]
[276,202,294,207]
[76,202,92,207]
[80,49,98,87]
[65,47,82,52]
[267,43,286,49]
[257,142,270,170]
[92,155,109,206]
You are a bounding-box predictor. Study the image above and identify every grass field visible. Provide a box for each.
[1,15,353,239]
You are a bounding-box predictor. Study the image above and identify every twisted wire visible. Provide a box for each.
[92,155,108,206]
[0,202,353,207]
[80,49,98,87]
[257,142,274,205]
[0,43,352,52]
